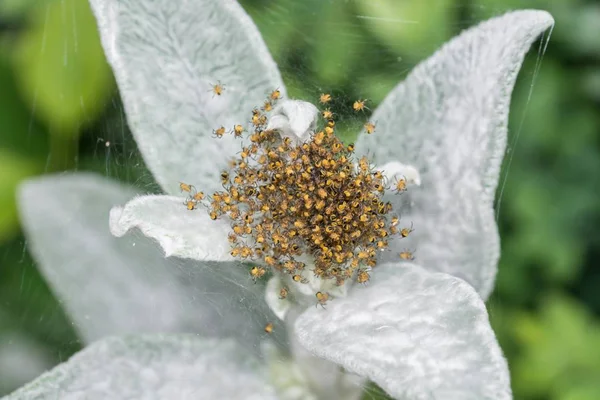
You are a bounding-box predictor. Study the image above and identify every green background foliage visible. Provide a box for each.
[0,0,599,398]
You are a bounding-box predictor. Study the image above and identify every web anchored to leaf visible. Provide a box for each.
[181,92,414,301]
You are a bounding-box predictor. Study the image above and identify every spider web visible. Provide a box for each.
[0,0,551,398]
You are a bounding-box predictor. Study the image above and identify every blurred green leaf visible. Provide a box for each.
[12,0,113,136]
[560,381,600,400]
[0,0,49,18]
[0,151,39,242]
[511,294,600,399]
[509,175,583,280]
[0,54,48,159]
[310,2,361,86]
[582,69,600,102]
[243,0,299,58]
[355,0,454,57]
[357,72,399,106]
[564,5,600,56]
[496,58,600,301]
[280,74,316,106]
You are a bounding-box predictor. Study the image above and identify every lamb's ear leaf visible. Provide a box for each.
[356,10,554,299]
[295,263,512,400]
[89,0,286,195]
[4,335,277,400]
[18,173,275,348]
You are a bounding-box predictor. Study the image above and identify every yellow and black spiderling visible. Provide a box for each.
[399,250,415,260]
[210,82,225,96]
[213,126,226,138]
[364,121,376,134]
[353,99,367,112]
[279,286,289,300]
[264,322,274,334]
[319,93,332,104]
[316,291,329,306]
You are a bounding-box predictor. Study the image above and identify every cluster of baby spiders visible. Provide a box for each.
[182,89,414,304]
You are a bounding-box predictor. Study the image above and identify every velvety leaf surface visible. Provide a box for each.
[18,173,275,349]
[296,263,511,400]
[89,0,286,195]
[109,194,235,262]
[3,335,277,400]
[356,10,554,299]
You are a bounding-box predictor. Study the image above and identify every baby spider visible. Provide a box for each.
[400,222,414,238]
[263,100,273,112]
[357,270,370,284]
[250,266,266,282]
[292,274,308,284]
[192,191,205,201]
[353,99,367,112]
[264,322,274,334]
[220,171,230,185]
[364,121,376,134]
[270,89,281,100]
[315,291,329,307]
[213,126,226,138]
[394,176,407,193]
[322,108,334,120]
[184,199,196,211]
[279,286,289,300]
[319,93,332,104]
[399,249,415,260]
[179,182,194,193]
[210,81,225,96]
[232,124,244,138]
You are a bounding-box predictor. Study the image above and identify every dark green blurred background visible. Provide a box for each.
[1,0,599,398]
